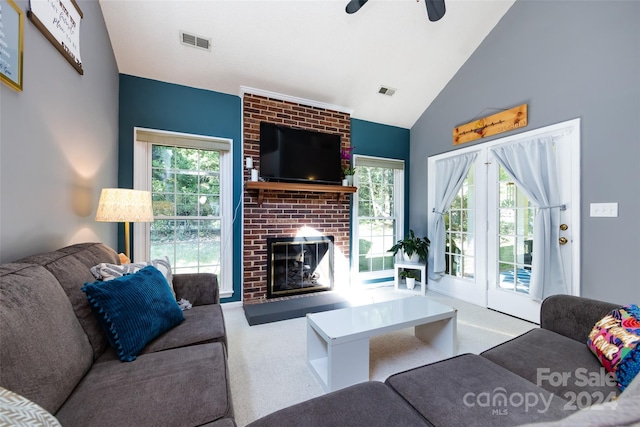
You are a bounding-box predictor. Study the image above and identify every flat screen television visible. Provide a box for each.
[259,122,342,185]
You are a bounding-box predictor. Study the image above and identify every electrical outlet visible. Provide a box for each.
[589,203,618,217]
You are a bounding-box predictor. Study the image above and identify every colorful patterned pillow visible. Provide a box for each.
[91,256,175,298]
[588,304,640,390]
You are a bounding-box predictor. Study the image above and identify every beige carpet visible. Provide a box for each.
[222,287,536,426]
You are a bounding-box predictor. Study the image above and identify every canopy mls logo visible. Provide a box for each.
[463,368,620,416]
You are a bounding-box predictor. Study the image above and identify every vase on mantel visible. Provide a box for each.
[345,175,353,186]
[342,178,349,186]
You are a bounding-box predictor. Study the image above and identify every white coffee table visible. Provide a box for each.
[306,296,457,392]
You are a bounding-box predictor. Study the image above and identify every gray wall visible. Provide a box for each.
[0,0,119,262]
[410,0,640,304]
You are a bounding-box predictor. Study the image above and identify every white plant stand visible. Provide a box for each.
[394,261,427,296]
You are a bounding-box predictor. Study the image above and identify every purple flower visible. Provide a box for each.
[341,147,355,160]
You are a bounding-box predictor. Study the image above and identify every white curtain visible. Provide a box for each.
[491,137,567,301]
[429,152,477,280]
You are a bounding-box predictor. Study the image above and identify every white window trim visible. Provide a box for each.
[352,154,405,282]
[133,127,234,298]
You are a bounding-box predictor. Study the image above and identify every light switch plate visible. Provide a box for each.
[590,203,618,217]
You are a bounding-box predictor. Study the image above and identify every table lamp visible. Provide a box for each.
[95,188,154,259]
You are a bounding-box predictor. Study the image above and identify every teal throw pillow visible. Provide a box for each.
[82,265,184,362]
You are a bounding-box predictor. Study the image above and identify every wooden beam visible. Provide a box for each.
[453,104,528,145]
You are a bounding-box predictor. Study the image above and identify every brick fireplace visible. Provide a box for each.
[242,93,351,304]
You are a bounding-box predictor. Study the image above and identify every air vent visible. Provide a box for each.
[180,31,211,51]
[378,86,396,96]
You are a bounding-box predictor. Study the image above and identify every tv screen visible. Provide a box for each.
[260,122,342,184]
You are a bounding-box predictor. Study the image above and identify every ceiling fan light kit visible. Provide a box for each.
[345,0,446,22]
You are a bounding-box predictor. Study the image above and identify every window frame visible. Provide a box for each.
[351,154,405,282]
[133,127,234,298]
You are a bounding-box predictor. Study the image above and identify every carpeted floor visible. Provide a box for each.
[222,287,536,426]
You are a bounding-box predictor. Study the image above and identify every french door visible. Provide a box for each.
[427,119,580,323]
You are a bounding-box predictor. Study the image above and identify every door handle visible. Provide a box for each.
[560,224,568,231]
[559,237,568,245]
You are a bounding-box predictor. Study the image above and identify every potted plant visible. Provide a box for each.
[399,269,420,289]
[388,229,430,263]
[341,147,356,185]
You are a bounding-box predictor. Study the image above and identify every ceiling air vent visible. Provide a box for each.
[180,31,211,51]
[378,86,396,96]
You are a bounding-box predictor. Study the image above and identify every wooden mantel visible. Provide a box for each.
[245,181,357,206]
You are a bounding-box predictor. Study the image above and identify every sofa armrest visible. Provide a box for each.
[540,295,620,343]
[172,273,219,306]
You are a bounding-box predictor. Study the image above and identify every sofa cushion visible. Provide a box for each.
[520,373,640,426]
[246,382,431,427]
[55,342,232,427]
[90,256,175,298]
[587,304,640,391]
[481,328,620,398]
[143,303,228,354]
[19,243,121,359]
[96,304,229,363]
[0,263,93,414]
[82,266,184,362]
[0,386,62,426]
[386,354,571,426]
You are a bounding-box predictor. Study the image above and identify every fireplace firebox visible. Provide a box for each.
[266,236,334,299]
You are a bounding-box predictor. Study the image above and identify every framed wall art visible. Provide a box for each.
[28,0,83,74]
[0,0,24,91]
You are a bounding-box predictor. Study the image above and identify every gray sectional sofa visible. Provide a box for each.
[248,295,640,426]
[0,243,234,427]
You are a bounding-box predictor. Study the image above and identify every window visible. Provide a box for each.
[444,163,475,279]
[352,156,404,280]
[133,129,234,297]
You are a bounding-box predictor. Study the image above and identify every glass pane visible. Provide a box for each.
[152,170,175,193]
[499,209,515,235]
[153,193,175,216]
[175,147,198,170]
[359,255,371,273]
[152,145,174,169]
[199,195,220,216]
[462,256,475,279]
[199,150,220,172]
[176,194,198,216]
[176,171,199,194]
[151,219,175,244]
[200,175,220,196]
[499,236,515,263]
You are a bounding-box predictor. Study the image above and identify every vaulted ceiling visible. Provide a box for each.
[99,0,515,129]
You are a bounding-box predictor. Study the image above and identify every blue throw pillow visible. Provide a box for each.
[82,265,184,362]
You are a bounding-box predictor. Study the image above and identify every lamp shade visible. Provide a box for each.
[95,189,154,223]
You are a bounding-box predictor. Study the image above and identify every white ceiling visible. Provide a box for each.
[99,0,514,129]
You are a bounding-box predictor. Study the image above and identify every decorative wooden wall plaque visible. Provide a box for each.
[28,0,83,74]
[453,104,528,145]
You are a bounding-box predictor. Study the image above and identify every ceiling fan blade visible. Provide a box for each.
[425,0,446,22]
[346,0,368,14]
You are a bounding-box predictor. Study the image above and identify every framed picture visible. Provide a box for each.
[28,0,83,74]
[0,0,24,92]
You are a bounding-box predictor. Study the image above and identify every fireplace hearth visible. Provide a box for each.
[266,236,334,299]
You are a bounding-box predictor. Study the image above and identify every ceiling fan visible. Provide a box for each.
[346,0,446,22]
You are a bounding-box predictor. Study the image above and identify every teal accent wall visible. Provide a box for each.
[350,118,410,283]
[118,75,243,302]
